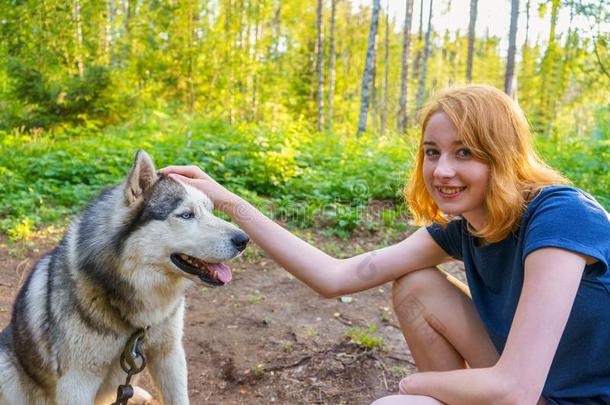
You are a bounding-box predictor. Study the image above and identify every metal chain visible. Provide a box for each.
[112,328,148,405]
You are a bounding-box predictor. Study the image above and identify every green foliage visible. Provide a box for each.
[1,217,34,242]
[535,104,610,209]
[0,114,608,242]
[0,117,413,241]
[0,0,607,251]
[1,0,605,138]
[537,139,610,209]
[381,206,409,232]
[3,60,126,130]
[346,324,385,351]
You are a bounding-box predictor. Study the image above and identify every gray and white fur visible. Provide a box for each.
[0,151,249,404]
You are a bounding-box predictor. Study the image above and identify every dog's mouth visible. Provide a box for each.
[170,253,232,286]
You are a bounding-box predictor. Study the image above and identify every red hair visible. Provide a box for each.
[406,85,568,242]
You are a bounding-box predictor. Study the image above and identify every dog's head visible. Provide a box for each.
[121,150,248,286]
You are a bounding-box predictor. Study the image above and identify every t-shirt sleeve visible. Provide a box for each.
[426,219,464,260]
[523,188,610,278]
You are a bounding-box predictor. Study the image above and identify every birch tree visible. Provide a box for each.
[73,0,85,78]
[316,0,324,131]
[416,0,433,111]
[466,0,478,82]
[397,0,414,132]
[412,0,425,81]
[327,0,337,131]
[380,0,390,136]
[356,0,381,137]
[504,0,519,98]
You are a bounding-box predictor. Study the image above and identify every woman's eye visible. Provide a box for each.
[457,148,472,158]
[178,212,195,220]
[424,149,439,157]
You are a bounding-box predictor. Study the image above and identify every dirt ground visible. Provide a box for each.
[0,222,464,405]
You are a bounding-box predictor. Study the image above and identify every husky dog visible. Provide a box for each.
[0,151,249,404]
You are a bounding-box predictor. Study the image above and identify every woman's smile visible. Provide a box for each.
[435,186,467,199]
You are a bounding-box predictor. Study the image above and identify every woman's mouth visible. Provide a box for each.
[436,186,466,199]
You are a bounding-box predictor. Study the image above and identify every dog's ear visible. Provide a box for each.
[125,150,157,205]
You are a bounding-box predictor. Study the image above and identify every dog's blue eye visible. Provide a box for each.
[178,212,195,220]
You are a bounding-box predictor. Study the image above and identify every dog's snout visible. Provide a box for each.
[231,233,250,252]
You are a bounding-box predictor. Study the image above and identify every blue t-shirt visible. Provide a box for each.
[427,186,610,403]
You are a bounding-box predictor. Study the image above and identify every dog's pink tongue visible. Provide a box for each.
[208,263,232,283]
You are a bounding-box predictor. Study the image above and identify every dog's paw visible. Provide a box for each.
[127,386,159,405]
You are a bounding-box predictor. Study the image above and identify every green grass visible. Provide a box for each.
[0,114,608,241]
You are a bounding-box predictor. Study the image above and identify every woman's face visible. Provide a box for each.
[422,112,490,230]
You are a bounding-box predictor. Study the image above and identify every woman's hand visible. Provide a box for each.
[158,165,241,213]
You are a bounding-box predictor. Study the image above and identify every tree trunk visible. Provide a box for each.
[73,0,85,77]
[251,2,261,120]
[416,0,433,112]
[524,0,531,45]
[108,0,118,67]
[316,0,324,132]
[100,2,110,66]
[121,0,132,67]
[412,0,425,81]
[504,0,519,98]
[466,0,478,82]
[271,1,281,56]
[397,0,414,132]
[381,1,390,136]
[188,0,195,114]
[327,0,337,131]
[356,0,381,137]
[224,0,234,123]
[371,50,378,135]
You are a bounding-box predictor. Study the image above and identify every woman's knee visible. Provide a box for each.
[392,267,443,307]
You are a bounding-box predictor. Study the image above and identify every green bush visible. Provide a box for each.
[4,60,126,130]
[1,115,607,242]
[536,137,610,208]
[0,118,414,240]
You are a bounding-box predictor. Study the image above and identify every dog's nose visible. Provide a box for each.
[231,233,250,252]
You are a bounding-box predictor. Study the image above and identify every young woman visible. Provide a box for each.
[160,85,610,404]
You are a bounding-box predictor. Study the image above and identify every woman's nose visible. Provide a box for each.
[433,155,456,178]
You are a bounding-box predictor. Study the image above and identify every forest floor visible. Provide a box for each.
[0,221,465,404]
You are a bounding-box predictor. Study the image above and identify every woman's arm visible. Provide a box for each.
[399,247,586,404]
[159,165,451,297]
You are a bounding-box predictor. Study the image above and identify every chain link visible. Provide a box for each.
[111,328,148,405]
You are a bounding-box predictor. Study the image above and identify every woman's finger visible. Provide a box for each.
[159,165,206,179]
[168,173,192,184]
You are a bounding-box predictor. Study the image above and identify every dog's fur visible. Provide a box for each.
[0,151,248,404]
